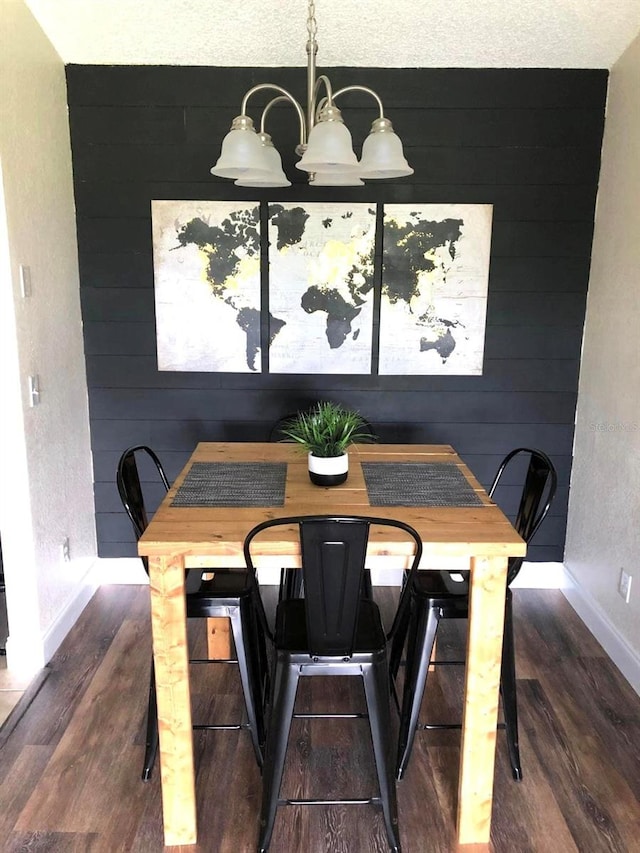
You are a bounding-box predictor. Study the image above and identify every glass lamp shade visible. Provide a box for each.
[309,171,364,186]
[210,118,273,180]
[359,119,414,179]
[296,120,359,174]
[235,139,291,187]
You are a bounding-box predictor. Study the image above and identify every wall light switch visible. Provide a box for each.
[619,569,632,604]
[28,374,40,406]
[19,264,32,298]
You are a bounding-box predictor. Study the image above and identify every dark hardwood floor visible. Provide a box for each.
[0,584,638,852]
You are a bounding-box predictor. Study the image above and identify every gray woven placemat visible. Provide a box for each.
[171,462,287,507]
[362,462,483,507]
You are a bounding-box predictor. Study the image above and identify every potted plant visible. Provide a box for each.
[279,402,375,486]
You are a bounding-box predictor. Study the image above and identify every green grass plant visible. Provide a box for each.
[279,402,375,458]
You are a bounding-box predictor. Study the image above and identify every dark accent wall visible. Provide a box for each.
[66,66,607,560]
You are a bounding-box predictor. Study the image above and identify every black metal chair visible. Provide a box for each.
[268,412,299,444]
[391,448,558,782]
[116,445,268,780]
[244,515,422,853]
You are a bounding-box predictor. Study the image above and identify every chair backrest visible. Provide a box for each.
[300,517,370,656]
[268,413,301,443]
[244,515,422,658]
[488,448,558,584]
[116,446,170,561]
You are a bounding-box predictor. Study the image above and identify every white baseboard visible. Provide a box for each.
[257,560,565,588]
[42,560,100,663]
[510,561,566,589]
[6,559,99,674]
[94,558,406,587]
[561,567,640,696]
[362,560,566,589]
[94,558,563,588]
[4,633,47,675]
[95,557,149,584]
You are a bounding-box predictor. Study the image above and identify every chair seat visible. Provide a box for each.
[185,567,251,594]
[184,568,254,614]
[413,569,469,597]
[275,598,386,654]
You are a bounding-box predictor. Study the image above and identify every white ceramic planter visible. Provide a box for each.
[308,452,349,487]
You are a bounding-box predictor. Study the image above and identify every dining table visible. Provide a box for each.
[137,441,526,848]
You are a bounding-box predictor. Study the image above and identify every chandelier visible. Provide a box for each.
[210,0,413,187]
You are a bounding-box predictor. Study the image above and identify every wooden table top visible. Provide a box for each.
[138,442,526,561]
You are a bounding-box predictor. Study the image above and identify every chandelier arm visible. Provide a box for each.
[240,84,307,143]
[332,85,385,120]
[311,74,335,124]
[259,96,306,149]
[314,95,329,121]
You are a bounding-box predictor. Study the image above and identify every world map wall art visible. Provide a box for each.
[151,200,492,375]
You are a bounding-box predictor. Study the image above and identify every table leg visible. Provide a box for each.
[457,555,508,847]
[149,554,197,846]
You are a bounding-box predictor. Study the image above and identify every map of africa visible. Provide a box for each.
[268,203,376,374]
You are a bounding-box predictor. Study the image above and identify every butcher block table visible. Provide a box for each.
[138,441,526,848]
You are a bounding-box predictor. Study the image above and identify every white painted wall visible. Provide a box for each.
[22,0,640,70]
[0,0,97,673]
[565,32,640,692]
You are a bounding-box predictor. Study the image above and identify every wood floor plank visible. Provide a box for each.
[0,746,55,841]
[539,656,640,801]
[193,722,262,853]
[15,614,151,837]
[1,585,639,852]
[398,740,458,851]
[7,586,148,751]
[518,679,632,853]
[512,589,606,678]
[490,709,579,853]
[4,831,102,852]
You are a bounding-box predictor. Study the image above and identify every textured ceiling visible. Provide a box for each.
[24,0,640,69]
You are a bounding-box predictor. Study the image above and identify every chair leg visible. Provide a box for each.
[279,568,303,601]
[251,595,271,710]
[247,580,272,709]
[363,658,402,853]
[389,573,414,683]
[142,658,159,781]
[258,658,299,853]
[500,591,522,781]
[396,601,440,780]
[362,569,374,599]
[389,598,411,683]
[231,603,265,768]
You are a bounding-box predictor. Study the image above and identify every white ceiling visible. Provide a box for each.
[24,0,640,70]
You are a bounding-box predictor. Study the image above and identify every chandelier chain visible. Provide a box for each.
[307,0,318,42]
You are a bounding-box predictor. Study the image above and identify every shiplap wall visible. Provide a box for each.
[66,66,607,560]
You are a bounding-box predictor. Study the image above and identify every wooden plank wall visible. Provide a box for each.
[66,66,608,560]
